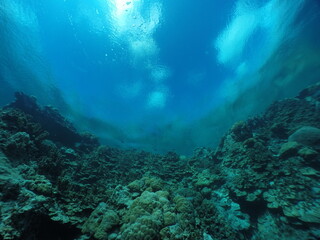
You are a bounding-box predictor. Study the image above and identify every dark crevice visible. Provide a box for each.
[239,199,268,221]
[20,214,81,240]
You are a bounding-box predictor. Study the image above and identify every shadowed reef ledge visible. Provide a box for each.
[0,83,320,240]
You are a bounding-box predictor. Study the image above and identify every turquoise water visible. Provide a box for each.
[1,0,320,154]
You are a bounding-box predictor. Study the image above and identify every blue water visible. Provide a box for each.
[1,0,320,154]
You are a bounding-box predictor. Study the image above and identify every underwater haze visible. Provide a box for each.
[1,0,320,154]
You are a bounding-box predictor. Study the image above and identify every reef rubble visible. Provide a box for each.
[0,83,320,240]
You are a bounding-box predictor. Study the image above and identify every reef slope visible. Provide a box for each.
[0,84,320,240]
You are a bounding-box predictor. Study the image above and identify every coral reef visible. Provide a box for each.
[0,83,320,240]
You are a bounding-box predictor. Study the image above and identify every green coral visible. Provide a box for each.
[82,202,119,239]
[120,191,166,239]
[121,216,161,240]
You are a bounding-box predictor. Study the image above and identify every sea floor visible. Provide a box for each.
[1,83,320,240]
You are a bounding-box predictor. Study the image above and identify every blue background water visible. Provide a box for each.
[1,0,320,154]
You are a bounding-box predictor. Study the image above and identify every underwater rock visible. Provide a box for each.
[289,126,320,149]
[279,141,301,158]
[230,121,253,142]
[264,98,320,138]
[211,190,251,231]
[25,176,54,196]
[0,151,22,201]
[298,147,318,160]
[203,232,215,240]
[4,131,34,157]
[270,122,288,139]
[283,201,320,224]
[6,92,98,148]
[298,82,320,101]
[253,212,312,240]
[299,167,319,176]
